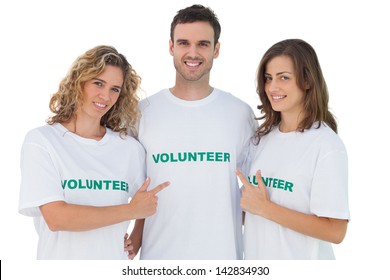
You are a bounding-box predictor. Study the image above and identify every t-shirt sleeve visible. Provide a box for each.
[18,131,65,217]
[310,139,350,220]
[127,140,146,197]
[237,105,258,175]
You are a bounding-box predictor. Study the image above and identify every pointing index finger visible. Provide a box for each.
[150,181,170,195]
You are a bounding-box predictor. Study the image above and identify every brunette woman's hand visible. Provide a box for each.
[237,170,270,217]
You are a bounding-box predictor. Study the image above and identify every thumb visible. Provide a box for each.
[236,169,250,186]
[137,177,150,192]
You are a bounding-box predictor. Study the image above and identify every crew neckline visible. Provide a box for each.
[163,88,220,107]
[54,123,112,145]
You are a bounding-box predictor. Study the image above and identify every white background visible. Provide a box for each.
[1,0,389,278]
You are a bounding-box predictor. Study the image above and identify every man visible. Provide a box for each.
[130,4,257,260]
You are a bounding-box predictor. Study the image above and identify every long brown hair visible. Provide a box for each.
[255,39,337,143]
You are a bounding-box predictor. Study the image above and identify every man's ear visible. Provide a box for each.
[214,42,220,58]
[169,39,174,56]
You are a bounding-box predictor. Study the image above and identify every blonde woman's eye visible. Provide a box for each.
[93,81,103,86]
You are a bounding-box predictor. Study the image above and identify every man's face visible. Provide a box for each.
[169,21,220,82]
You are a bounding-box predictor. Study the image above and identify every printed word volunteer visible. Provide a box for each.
[152,151,231,163]
[248,175,294,192]
[62,179,129,192]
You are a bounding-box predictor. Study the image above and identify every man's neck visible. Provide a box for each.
[170,83,214,101]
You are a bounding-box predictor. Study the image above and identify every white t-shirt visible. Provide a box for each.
[244,124,350,259]
[138,89,257,260]
[19,123,145,259]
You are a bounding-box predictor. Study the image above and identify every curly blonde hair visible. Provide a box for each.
[47,45,141,136]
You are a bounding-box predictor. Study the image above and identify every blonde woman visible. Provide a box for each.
[19,45,169,259]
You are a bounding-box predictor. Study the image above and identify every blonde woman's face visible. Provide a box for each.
[79,65,123,120]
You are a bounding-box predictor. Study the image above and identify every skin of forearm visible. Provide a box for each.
[130,219,144,255]
[263,201,348,244]
[40,201,136,232]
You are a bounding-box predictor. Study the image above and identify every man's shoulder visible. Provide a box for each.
[139,89,168,109]
[214,88,252,109]
[140,89,167,102]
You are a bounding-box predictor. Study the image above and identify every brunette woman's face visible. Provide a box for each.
[264,55,305,119]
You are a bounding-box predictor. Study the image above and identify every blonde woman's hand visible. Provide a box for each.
[128,177,170,219]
